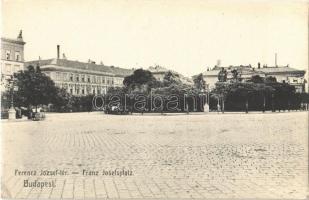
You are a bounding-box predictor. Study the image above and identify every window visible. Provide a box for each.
[102,77,105,84]
[60,73,63,81]
[87,76,90,83]
[63,73,68,81]
[14,65,20,72]
[70,74,73,81]
[70,89,73,94]
[5,64,11,73]
[56,72,60,80]
[82,89,85,95]
[93,89,95,94]
[15,52,20,61]
[76,89,79,94]
[81,75,85,82]
[6,50,11,60]
[97,89,101,94]
[76,75,79,82]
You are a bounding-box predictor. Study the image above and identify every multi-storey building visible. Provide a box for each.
[1,30,26,90]
[197,64,306,92]
[256,66,306,93]
[26,46,133,96]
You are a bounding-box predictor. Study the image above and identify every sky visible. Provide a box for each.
[1,0,308,76]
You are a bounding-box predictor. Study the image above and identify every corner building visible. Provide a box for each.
[1,31,26,90]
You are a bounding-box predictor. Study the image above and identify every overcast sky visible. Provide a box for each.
[2,0,308,76]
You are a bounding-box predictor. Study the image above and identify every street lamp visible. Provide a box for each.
[262,91,266,113]
[271,93,275,112]
[201,84,209,113]
[8,75,16,120]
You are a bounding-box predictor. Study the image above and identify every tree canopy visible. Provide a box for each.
[123,69,159,92]
[11,65,58,110]
[218,68,227,82]
[123,69,156,85]
[193,73,206,91]
[163,71,182,87]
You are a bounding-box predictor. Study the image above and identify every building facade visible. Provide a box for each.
[256,66,306,93]
[1,31,26,90]
[198,64,306,93]
[26,57,133,96]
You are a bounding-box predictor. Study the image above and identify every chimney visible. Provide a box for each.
[258,62,261,69]
[217,59,221,67]
[275,53,278,67]
[57,45,60,59]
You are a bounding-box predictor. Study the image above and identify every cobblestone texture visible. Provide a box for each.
[2,112,308,199]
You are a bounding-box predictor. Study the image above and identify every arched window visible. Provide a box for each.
[15,52,20,61]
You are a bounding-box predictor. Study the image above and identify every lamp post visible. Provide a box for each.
[271,93,275,112]
[262,92,266,113]
[202,84,209,113]
[207,85,210,111]
[8,76,16,120]
[245,91,249,114]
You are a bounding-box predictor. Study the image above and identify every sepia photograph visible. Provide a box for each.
[1,0,308,199]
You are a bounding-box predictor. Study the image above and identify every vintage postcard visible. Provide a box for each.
[1,0,308,199]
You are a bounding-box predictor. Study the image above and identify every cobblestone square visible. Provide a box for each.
[2,112,308,199]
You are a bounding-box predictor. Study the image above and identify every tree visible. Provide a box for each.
[231,69,240,82]
[11,65,58,112]
[252,83,274,112]
[267,82,295,112]
[52,88,72,112]
[265,76,277,83]
[246,76,275,112]
[123,69,158,92]
[249,75,264,83]
[218,68,227,82]
[211,82,230,113]
[193,73,206,91]
[229,82,255,113]
[163,71,182,87]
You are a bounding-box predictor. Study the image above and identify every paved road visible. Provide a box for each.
[2,112,308,199]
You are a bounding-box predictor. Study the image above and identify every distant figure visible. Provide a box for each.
[186,103,189,114]
[217,104,220,112]
[204,103,209,113]
[32,107,41,113]
[111,106,117,111]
